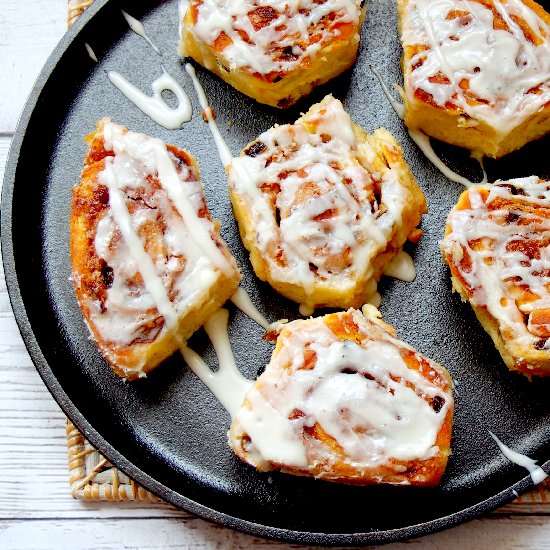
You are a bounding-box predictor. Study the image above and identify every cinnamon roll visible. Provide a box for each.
[70,120,241,379]
[228,95,427,314]
[179,0,365,108]
[399,0,550,158]
[229,307,454,485]
[441,176,550,376]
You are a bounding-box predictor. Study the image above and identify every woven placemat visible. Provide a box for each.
[67,421,157,501]
[68,0,94,27]
[64,0,549,505]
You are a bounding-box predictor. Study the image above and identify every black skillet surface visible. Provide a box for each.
[2,0,550,544]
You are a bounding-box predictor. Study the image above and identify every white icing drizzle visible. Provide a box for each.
[383,250,416,282]
[408,129,481,187]
[121,10,161,55]
[185,63,233,168]
[93,124,249,406]
[490,432,548,485]
[230,287,270,329]
[184,0,361,76]
[107,69,192,130]
[85,42,98,63]
[234,310,452,473]
[371,66,405,120]
[152,147,236,278]
[441,176,550,357]
[299,303,315,317]
[229,96,413,312]
[99,170,179,331]
[402,0,550,137]
[92,122,237,355]
[180,309,253,416]
[471,151,488,185]
[451,380,459,396]
[97,125,249,405]
[105,122,233,276]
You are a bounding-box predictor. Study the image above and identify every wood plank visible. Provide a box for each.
[2,516,550,550]
[0,138,11,180]
[0,0,67,133]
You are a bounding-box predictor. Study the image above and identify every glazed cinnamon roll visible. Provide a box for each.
[399,0,550,158]
[179,0,365,108]
[441,176,550,376]
[70,120,240,379]
[229,307,454,485]
[228,95,427,314]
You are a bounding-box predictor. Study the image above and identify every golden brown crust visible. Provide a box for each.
[230,308,454,486]
[71,120,240,379]
[229,96,427,310]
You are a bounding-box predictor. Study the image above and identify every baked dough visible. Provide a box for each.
[441,176,550,376]
[71,119,240,380]
[229,306,454,485]
[399,0,550,158]
[179,0,365,108]
[228,95,427,313]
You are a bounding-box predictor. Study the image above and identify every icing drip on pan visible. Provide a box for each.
[383,250,416,282]
[490,432,548,485]
[185,63,233,168]
[408,129,483,187]
[107,69,192,130]
[85,43,98,62]
[370,66,405,120]
[470,151,488,185]
[230,288,271,330]
[181,310,253,417]
[122,10,161,55]
[371,65,485,188]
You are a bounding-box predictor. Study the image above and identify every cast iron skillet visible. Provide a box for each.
[2,0,550,544]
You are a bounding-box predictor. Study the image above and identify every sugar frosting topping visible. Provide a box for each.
[90,122,235,356]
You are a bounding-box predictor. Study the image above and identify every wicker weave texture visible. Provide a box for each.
[515,479,550,505]
[67,421,158,502]
[68,0,94,27]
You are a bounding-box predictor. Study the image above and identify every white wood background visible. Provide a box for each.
[0,1,549,548]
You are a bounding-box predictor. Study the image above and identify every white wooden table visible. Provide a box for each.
[1,1,549,548]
